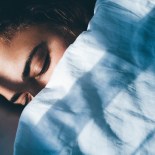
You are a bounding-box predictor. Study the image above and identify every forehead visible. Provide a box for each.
[0,25,47,98]
[0,25,48,78]
[0,24,51,45]
[0,25,51,54]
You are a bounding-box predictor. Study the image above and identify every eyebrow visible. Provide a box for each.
[22,42,44,79]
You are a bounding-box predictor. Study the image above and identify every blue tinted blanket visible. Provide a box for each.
[14,0,155,154]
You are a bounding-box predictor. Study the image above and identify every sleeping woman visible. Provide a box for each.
[2,0,155,155]
[0,0,96,105]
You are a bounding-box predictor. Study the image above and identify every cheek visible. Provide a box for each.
[49,37,67,68]
[37,39,67,86]
[0,86,13,101]
[51,48,66,66]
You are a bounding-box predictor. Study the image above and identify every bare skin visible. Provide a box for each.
[0,25,67,105]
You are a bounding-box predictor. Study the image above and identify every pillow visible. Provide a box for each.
[14,0,155,155]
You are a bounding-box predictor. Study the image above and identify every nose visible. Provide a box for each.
[0,74,47,105]
[11,92,33,105]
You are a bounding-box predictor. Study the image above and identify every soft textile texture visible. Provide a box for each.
[14,0,155,154]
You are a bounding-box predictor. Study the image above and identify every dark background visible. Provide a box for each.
[0,96,23,155]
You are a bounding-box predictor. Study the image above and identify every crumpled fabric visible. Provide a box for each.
[14,0,155,154]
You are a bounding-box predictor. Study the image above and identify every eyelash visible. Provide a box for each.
[23,42,51,80]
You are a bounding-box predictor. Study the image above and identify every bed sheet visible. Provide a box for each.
[14,0,155,154]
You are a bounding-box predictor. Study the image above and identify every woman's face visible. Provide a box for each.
[0,25,67,105]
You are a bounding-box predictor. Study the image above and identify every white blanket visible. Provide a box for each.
[14,0,155,154]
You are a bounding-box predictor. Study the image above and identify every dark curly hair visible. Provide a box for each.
[0,0,95,44]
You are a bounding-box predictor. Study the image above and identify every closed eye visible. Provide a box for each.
[22,42,51,80]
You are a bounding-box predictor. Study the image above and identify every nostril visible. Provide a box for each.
[21,92,34,105]
[26,93,33,104]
